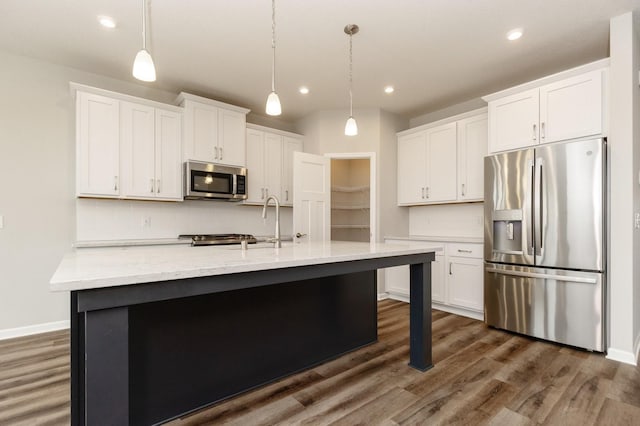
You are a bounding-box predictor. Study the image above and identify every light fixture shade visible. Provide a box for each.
[266,91,282,116]
[133,49,156,82]
[345,116,358,136]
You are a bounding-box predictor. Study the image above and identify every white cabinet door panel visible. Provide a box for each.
[488,88,539,153]
[120,102,155,198]
[447,257,483,311]
[245,129,266,204]
[539,69,603,144]
[397,133,426,205]
[457,114,487,201]
[155,109,182,200]
[282,137,303,206]
[264,133,283,200]
[385,265,410,297]
[218,109,246,166]
[77,92,120,197]
[186,101,218,163]
[426,122,457,202]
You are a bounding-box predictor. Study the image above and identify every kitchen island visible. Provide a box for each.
[50,240,439,426]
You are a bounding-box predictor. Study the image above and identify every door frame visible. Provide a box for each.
[324,152,377,243]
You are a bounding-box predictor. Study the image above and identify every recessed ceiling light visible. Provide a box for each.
[384,86,394,94]
[98,15,116,29]
[299,87,310,95]
[507,28,523,41]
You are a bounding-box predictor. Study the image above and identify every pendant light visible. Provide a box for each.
[132,0,156,82]
[265,0,282,115]
[344,24,359,136]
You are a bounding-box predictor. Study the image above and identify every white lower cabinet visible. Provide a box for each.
[384,239,483,319]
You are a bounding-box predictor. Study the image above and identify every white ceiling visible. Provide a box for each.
[1,0,639,122]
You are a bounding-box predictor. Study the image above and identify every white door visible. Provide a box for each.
[293,152,331,243]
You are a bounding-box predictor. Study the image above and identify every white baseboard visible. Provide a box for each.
[385,293,484,321]
[606,347,638,366]
[377,292,389,301]
[0,320,70,341]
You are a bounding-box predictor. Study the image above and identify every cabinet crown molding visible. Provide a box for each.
[246,123,304,138]
[176,92,250,114]
[397,107,487,137]
[482,58,610,103]
[69,82,183,113]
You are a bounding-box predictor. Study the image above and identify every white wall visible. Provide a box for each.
[608,12,640,365]
[410,98,486,128]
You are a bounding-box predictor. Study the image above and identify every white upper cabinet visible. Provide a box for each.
[245,124,303,206]
[539,69,603,143]
[457,113,488,201]
[75,84,183,202]
[486,63,607,154]
[178,93,250,167]
[76,91,120,197]
[488,88,539,153]
[397,110,485,206]
[115,102,182,201]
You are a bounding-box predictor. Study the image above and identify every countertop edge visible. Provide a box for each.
[384,235,484,244]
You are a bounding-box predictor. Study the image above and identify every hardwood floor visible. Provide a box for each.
[1,299,639,425]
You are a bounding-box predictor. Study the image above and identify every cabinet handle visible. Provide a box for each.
[219,147,223,160]
[285,190,289,201]
[156,179,161,193]
[214,146,219,160]
[532,124,537,141]
[150,178,154,193]
[421,187,425,199]
[114,176,118,191]
[541,122,546,140]
[461,183,465,197]
[296,232,307,239]
[426,187,430,199]
[449,262,453,275]
[261,188,265,200]
[457,249,472,253]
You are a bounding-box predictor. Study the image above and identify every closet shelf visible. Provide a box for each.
[331,204,370,210]
[331,185,370,193]
[331,224,370,229]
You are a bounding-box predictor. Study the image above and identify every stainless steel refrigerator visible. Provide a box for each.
[484,137,606,352]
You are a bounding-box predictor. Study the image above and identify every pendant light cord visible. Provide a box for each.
[271,0,276,92]
[348,30,353,117]
[141,0,147,50]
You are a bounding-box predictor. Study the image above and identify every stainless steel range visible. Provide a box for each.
[179,234,258,247]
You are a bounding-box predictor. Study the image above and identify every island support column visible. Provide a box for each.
[409,260,433,371]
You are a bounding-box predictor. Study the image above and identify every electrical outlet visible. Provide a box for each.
[142,216,151,228]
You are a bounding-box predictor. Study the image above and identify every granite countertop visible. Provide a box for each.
[50,240,442,292]
[385,235,484,244]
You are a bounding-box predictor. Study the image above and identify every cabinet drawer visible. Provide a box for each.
[446,243,482,258]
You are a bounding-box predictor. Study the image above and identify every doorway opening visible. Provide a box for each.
[326,153,376,243]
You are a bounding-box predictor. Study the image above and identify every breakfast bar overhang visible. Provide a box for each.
[50,241,439,425]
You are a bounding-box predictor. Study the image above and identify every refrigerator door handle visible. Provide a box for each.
[528,160,535,256]
[484,266,597,284]
[536,159,544,257]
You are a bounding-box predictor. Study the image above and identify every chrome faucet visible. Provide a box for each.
[262,195,281,248]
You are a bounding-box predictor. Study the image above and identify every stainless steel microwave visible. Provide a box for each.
[184,161,247,201]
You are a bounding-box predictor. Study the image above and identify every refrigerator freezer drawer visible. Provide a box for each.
[484,264,604,352]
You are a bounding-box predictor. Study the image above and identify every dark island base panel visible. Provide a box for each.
[128,272,377,425]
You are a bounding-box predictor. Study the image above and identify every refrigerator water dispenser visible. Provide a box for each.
[492,209,523,253]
